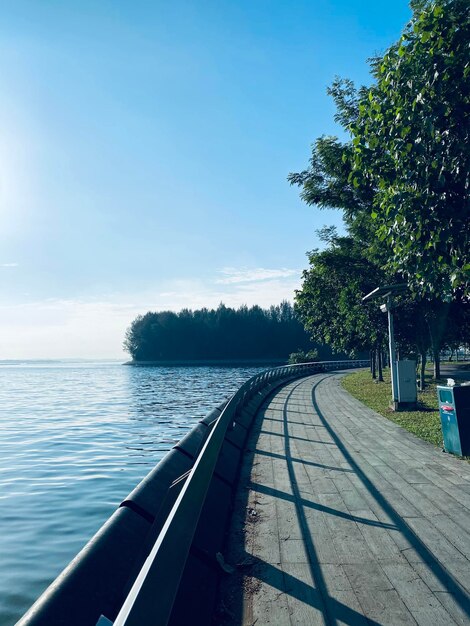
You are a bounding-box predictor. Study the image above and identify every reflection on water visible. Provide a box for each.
[0,361,266,625]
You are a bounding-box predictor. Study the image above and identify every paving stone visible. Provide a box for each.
[352,509,403,561]
[275,496,303,542]
[417,483,470,530]
[325,588,369,626]
[282,562,327,626]
[404,516,470,566]
[249,562,291,626]
[342,562,394,591]
[353,588,417,625]
[278,538,307,564]
[434,592,470,626]
[380,562,457,621]
[429,513,470,559]
[303,510,342,565]
[217,373,470,626]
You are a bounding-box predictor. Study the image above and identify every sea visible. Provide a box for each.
[0,360,268,625]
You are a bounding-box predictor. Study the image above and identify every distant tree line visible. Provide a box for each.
[124,302,337,362]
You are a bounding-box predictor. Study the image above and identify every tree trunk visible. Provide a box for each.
[371,350,376,379]
[419,352,426,390]
[377,347,384,382]
[434,351,441,380]
[425,301,448,382]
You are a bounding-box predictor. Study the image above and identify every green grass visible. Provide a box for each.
[426,361,470,370]
[341,369,443,447]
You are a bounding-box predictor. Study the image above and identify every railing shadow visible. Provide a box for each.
[259,429,335,444]
[249,481,397,531]
[225,552,380,626]
[217,376,376,626]
[218,373,470,625]
[279,380,375,625]
[254,447,354,473]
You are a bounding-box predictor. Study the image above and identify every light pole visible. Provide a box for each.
[362,284,407,408]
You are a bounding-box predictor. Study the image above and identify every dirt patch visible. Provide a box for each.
[214,437,264,625]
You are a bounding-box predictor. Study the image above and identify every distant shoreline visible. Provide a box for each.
[124,359,287,367]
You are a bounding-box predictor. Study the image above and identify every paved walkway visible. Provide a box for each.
[219,372,470,626]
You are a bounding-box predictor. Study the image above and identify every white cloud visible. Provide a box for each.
[1,262,18,267]
[0,298,139,360]
[216,266,300,284]
[155,273,300,311]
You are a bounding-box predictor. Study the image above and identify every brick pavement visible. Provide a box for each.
[219,372,470,626]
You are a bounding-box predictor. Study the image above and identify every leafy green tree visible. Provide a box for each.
[287,79,397,300]
[393,297,446,386]
[288,349,319,365]
[349,0,470,295]
[290,0,469,388]
[294,233,388,368]
[288,112,379,257]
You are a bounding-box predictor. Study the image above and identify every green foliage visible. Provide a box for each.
[289,0,470,374]
[288,349,319,364]
[287,83,389,272]
[291,2,470,295]
[349,0,470,294]
[123,302,331,362]
[294,234,388,356]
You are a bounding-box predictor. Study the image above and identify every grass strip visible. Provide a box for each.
[341,369,443,447]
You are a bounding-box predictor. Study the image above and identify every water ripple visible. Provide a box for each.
[0,361,265,624]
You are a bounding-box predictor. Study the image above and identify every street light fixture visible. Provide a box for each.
[362,283,408,409]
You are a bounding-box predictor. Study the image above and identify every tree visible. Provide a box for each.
[294,233,388,369]
[288,117,380,259]
[349,0,470,295]
[290,0,469,387]
[393,297,444,387]
[287,80,396,287]
[288,349,319,364]
[123,302,327,362]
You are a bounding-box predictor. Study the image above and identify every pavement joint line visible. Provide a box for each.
[220,371,470,625]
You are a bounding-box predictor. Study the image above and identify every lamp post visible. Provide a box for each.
[362,284,407,408]
[381,295,398,403]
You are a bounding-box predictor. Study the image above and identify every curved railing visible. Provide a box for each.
[110,359,368,626]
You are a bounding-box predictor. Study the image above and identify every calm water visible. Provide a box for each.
[0,361,266,625]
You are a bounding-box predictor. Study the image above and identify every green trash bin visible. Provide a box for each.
[437,384,470,456]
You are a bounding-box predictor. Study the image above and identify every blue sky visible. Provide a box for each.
[0,0,411,358]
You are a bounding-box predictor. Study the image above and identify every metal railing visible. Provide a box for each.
[108,360,368,626]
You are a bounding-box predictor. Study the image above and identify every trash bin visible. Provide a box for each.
[437,384,470,456]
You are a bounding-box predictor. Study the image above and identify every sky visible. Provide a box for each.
[0,0,412,359]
